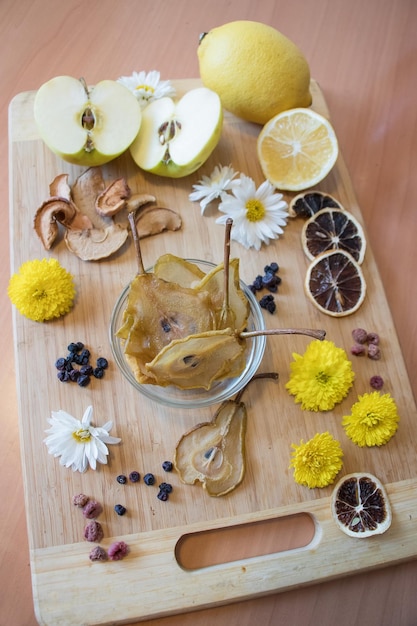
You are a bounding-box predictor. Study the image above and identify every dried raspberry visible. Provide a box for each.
[108,541,129,561]
[367,344,381,360]
[84,520,104,542]
[367,332,380,345]
[370,375,384,390]
[351,328,368,344]
[72,493,89,507]
[82,500,103,519]
[350,343,366,356]
[89,546,108,561]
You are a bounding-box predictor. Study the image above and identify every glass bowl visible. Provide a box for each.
[109,259,266,409]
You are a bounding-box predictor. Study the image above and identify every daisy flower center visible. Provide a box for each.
[135,84,155,94]
[245,198,266,222]
[73,427,92,443]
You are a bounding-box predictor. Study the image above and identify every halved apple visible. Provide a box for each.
[129,87,223,178]
[34,76,142,166]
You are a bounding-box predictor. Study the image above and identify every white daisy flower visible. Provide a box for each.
[117,70,176,108]
[216,174,289,250]
[189,164,238,214]
[44,405,121,473]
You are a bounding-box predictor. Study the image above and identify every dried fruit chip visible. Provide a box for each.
[289,191,343,219]
[305,250,366,317]
[331,473,391,538]
[301,208,366,264]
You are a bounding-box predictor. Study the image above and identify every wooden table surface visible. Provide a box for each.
[1,1,416,625]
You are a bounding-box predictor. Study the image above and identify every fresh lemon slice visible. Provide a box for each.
[305,249,366,317]
[331,473,392,538]
[302,208,366,264]
[257,108,339,191]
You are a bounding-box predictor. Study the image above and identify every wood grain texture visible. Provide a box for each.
[9,77,417,624]
[1,1,417,625]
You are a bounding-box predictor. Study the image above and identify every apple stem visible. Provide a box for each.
[79,77,90,98]
[128,211,146,275]
[240,328,326,341]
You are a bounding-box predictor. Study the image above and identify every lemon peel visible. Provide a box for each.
[198,20,312,125]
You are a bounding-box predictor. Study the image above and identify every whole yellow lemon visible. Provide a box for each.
[198,20,312,125]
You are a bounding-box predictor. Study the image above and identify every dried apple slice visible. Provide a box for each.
[174,373,278,496]
[64,223,129,261]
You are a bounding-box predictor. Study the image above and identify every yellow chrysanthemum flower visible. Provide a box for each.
[8,258,75,322]
[342,391,399,447]
[286,339,354,411]
[290,431,343,488]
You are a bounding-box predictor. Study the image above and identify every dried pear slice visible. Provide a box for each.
[195,258,249,332]
[145,329,246,390]
[117,273,215,371]
[175,399,244,496]
[174,373,278,496]
[153,254,206,287]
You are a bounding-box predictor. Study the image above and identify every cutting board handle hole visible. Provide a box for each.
[175,512,316,571]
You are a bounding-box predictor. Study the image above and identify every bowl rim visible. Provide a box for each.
[109,258,266,409]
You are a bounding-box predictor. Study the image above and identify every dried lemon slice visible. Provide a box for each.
[331,473,392,538]
[257,108,339,191]
[305,249,366,317]
[289,190,343,218]
[302,208,366,264]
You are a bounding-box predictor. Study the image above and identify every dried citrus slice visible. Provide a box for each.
[289,190,343,218]
[331,473,391,538]
[305,249,366,317]
[302,208,366,264]
[257,108,339,191]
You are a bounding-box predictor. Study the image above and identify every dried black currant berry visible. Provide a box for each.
[93,367,105,379]
[77,374,90,387]
[96,357,109,369]
[159,482,173,493]
[69,369,80,382]
[55,357,66,370]
[114,504,127,516]
[144,473,155,485]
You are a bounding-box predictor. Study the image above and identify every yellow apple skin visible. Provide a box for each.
[129,88,223,178]
[34,76,142,167]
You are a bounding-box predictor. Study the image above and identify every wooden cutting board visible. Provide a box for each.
[9,79,417,625]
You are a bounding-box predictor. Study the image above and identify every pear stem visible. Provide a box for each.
[128,211,146,275]
[240,328,326,341]
[223,218,232,312]
[235,372,279,404]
